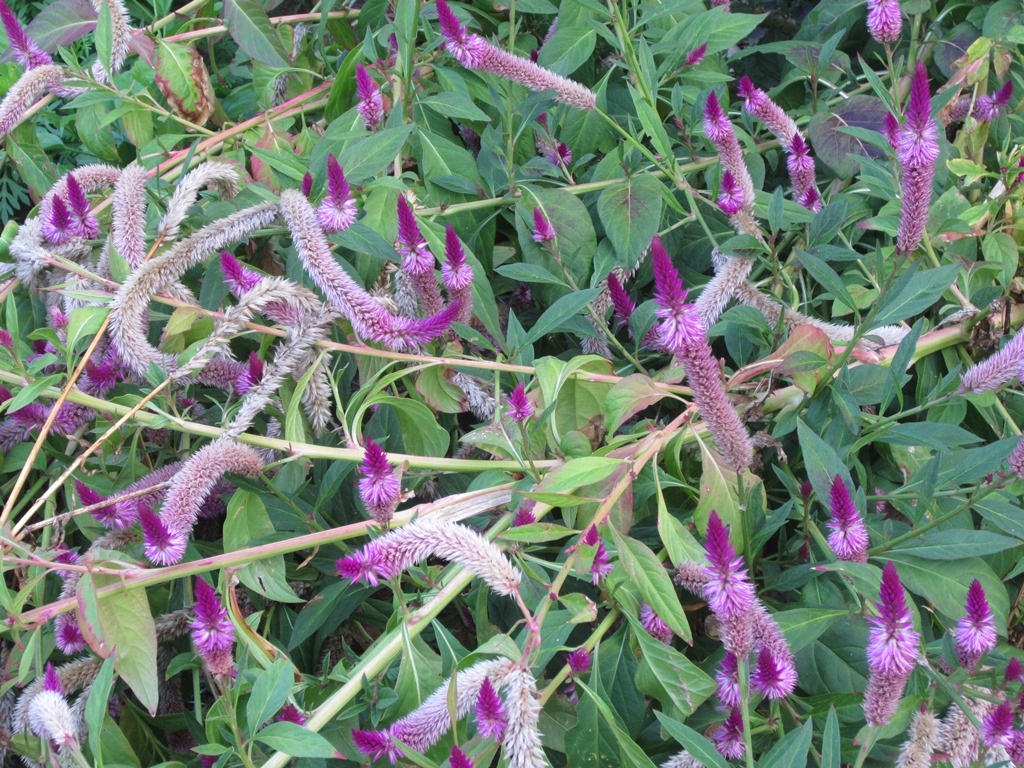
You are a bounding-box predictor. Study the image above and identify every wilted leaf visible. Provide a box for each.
[154,40,216,125]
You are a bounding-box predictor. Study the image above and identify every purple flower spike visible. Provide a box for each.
[713,707,745,760]
[336,548,385,586]
[716,651,741,708]
[566,648,591,674]
[882,112,900,150]
[1006,658,1022,685]
[590,538,612,583]
[43,663,62,694]
[0,1,52,69]
[276,704,306,725]
[956,579,996,671]
[449,746,474,768]
[685,43,707,66]
[895,62,939,256]
[396,195,432,274]
[358,438,400,526]
[76,480,114,526]
[441,224,473,326]
[43,196,74,245]
[436,0,486,68]
[640,603,674,644]
[703,92,730,143]
[356,62,385,130]
[55,616,86,653]
[532,208,556,243]
[512,504,536,526]
[140,507,187,565]
[66,175,100,238]
[236,352,264,395]
[867,0,902,45]
[317,154,357,234]
[863,561,920,726]
[975,81,1014,122]
[981,701,1015,749]
[751,648,796,700]
[607,273,636,327]
[301,172,312,198]
[191,577,234,654]
[220,251,262,296]
[474,677,507,740]
[717,171,745,215]
[827,475,869,563]
[506,381,533,422]
[703,511,756,618]
[0,329,11,350]
[353,728,403,764]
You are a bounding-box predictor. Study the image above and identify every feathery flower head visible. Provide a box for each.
[868,561,919,674]
[220,251,262,296]
[396,195,433,273]
[353,728,403,764]
[66,174,100,238]
[798,186,822,212]
[276,704,306,725]
[512,500,536,526]
[356,62,385,130]
[975,82,1014,122]
[981,701,1015,748]
[474,677,507,740]
[191,577,234,657]
[506,381,533,422]
[84,356,119,393]
[236,352,264,395]
[566,648,591,674]
[607,272,636,327]
[336,547,385,586]
[42,196,74,245]
[449,745,474,768]
[28,686,78,748]
[703,92,731,143]
[685,43,707,67]
[651,234,696,347]
[717,171,745,215]
[54,616,86,653]
[532,208,556,243]
[317,154,357,234]
[590,538,612,583]
[436,0,486,67]
[76,480,116,526]
[301,171,312,198]
[1006,658,1022,685]
[956,578,997,670]
[0,329,11,350]
[867,0,902,45]
[140,507,187,564]
[703,511,756,618]
[751,648,797,700]
[43,663,62,694]
[882,112,900,150]
[713,707,745,760]
[0,1,52,69]
[827,475,869,563]
[441,225,473,291]
[640,603,674,644]
[899,62,939,168]
[358,438,400,525]
[716,652,741,708]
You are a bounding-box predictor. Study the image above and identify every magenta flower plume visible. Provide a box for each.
[54,614,86,653]
[512,504,536,526]
[336,548,385,586]
[276,704,306,725]
[66,174,100,238]
[590,538,612,583]
[358,438,400,525]
[1006,658,1022,685]
[717,171,745,215]
[786,134,821,211]
[737,75,799,146]
[76,480,115,526]
[607,272,635,326]
[474,677,507,740]
[895,62,939,256]
[566,648,591,674]
[703,511,756,618]
[450,746,474,768]
[867,0,902,44]
[703,92,755,219]
[356,62,385,130]
[863,561,920,726]
[301,172,312,198]
[396,195,433,273]
[713,707,745,760]
[353,728,403,764]
[42,196,74,245]
[751,648,796,700]
[975,81,1014,122]
[236,352,264,395]
[506,381,533,422]
[882,112,900,150]
[640,603,674,644]
[0,329,11,350]
[220,251,261,296]
[532,208,556,243]
[716,652,741,708]
[140,507,187,565]
[441,224,473,324]
[317,154,357,234]
[0,1,52,69]
[436,0,596,110]
[956,579,996,671]
[827,475,869,563]
[43,663,62,694]
[685,43,707,66]
[191,577,235,676]
[981,701,1015,749]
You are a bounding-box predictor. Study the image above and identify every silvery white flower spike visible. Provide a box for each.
[0,64,63,139]
[896,707,939,768]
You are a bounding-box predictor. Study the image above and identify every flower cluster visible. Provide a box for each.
[894,62,939,256]
[863,561,920,727]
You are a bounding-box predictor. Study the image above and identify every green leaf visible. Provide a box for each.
[760,718,813,768]
[66,307,109,359]
[536,457,625,494]
[775,608,848,653]
[325,49,360,122]
[418,129,482,195]
[604,374,669,434]
[85,656,116,761]
[224,491,302,603]
[654,711,730,768]
[516,187,597,304]
[246,658,296,732]
[255,722,337,758]
[796,249,856,313]
[500,523,578,542]
[1,375,63,416]
[418,91,491,121]
[974,498,1024,538]
[890,529,1021,560]
[7,125,58,200]
[378,396,451,457]
[609,529,691,642]
[597,175,664,269]
[494,262,568,287]
[796,418,852,504]
[983,232,1018,288]
[94,0,112,78]
[629,615,714,716]
[222,0,290,68]
[871,264,959,328]
[537,26,597,75]
[313,124,415,186]
[574,679,659,768]
[26,0,97,50]
[522,288,602,346]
